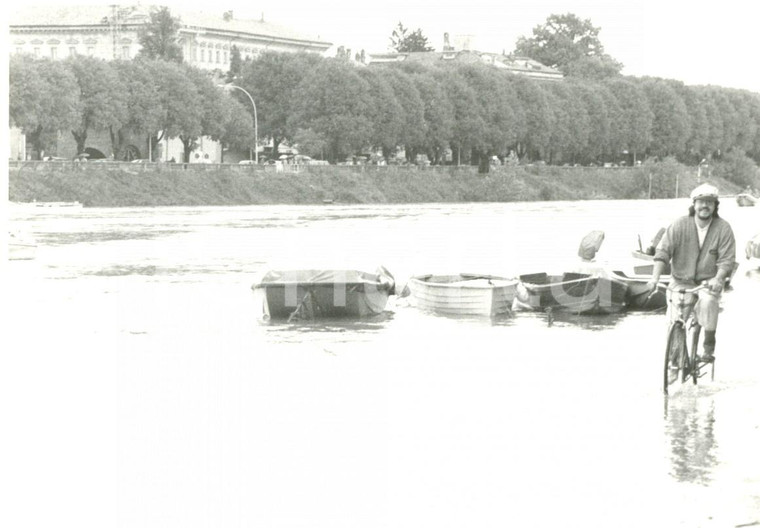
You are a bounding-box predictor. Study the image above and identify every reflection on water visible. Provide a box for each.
[665,393,718,485]
[517,309,628,330]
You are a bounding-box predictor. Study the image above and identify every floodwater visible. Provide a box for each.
[3,198,760,528]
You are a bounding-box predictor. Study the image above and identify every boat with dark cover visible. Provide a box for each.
[251,268,395,320]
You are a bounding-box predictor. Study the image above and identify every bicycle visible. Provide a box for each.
[662,284,716,394]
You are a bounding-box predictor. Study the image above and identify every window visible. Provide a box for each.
[122,46,130,59]
[201,49,205,62]
[16,47,23,54]
[216,50,220,63]
[34,47,40,57]
[50,47,57,59]
[87,47,94,56]
[69,46,76,56]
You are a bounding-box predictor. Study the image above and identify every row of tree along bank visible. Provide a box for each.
[9,159,753,208]
[10,50,760,174]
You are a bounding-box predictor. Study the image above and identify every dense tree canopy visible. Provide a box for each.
[65,55,129,155]
[9,55,81,159]
[8,49,760,171]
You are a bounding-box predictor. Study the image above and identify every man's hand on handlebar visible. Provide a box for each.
[705,276,724,294]
[645,279,661,297]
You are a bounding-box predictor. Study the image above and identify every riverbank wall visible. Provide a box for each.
[7,161,741,207]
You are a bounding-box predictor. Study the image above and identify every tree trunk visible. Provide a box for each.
[477,150,490,174]
[71,129,87,156]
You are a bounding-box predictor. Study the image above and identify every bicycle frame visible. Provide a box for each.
[663,284,715,394]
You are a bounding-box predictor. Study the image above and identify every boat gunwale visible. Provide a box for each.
[410,274,518,290]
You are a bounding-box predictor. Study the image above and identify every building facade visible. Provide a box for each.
[9,4,332,161]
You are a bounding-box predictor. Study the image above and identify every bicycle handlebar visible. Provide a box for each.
[672,283,709,295]
[646,282,708,302]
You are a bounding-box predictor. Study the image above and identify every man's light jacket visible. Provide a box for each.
[654,215,736,282]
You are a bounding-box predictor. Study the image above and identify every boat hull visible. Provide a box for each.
[251,269,394,320]
[609,270,668,310]
[736,194,757,207]
[514,272,627,315]
[408,274,518,316]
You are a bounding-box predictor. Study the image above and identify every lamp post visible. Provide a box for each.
[221,84,258,164]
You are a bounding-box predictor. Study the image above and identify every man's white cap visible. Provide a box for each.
[690,183,720,201]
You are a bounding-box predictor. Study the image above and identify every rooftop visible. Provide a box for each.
[9,4,331,46]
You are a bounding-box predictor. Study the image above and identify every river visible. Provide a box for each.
[4,198,760,528]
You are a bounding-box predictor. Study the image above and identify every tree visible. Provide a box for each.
[138,6,183,63]
[509,76,554,161]
[150,61,203,162]
[65,55,128,156]
[381,67,426,161]
[604,78,653,163]
[389,22,434,52]
[408,71,455,164]
[238,51,322,157]
[432,67,485,165]
[178,65,227,162]
[218,95,255,162]
[573,82,612,164]
[454,63,520,172]
[111,59,163,160]
[514,13,622,79]
[227,45,243,83]
[356,68,405,160]
[9,55,81,159]
[640,78,690,159]
[289,60,373,163]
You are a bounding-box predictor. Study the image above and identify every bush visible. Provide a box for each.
[710,150,760,189]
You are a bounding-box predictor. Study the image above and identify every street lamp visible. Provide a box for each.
[220,84,258,164]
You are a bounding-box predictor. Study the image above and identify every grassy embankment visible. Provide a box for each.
[7,161,744,207]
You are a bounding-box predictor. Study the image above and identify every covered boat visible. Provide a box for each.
[407,273,519,316]
[251,267,395,320]
[514,271,628,315]
[736,193,757,207]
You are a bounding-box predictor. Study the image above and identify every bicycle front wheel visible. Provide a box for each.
[664,323,687,394]
[689,322,701,385]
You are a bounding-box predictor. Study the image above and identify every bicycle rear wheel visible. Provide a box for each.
[689,322,701,385]
[664,323,686,394]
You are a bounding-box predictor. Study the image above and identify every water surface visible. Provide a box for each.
[4,199,760,527]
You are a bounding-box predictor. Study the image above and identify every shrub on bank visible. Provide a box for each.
[7,161,746,207]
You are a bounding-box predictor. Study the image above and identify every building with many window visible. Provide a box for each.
[9,4,332,161]
[9,5,331,66]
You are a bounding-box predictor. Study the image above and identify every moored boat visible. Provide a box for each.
[736,193,757,207]
[407,273,519,316]
[608,270,669,310]
[513,271,628,315]
[251,267,395,320]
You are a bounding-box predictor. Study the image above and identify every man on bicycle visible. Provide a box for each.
[646,183,736,362]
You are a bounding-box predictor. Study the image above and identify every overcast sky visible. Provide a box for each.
[8,0,760,93]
